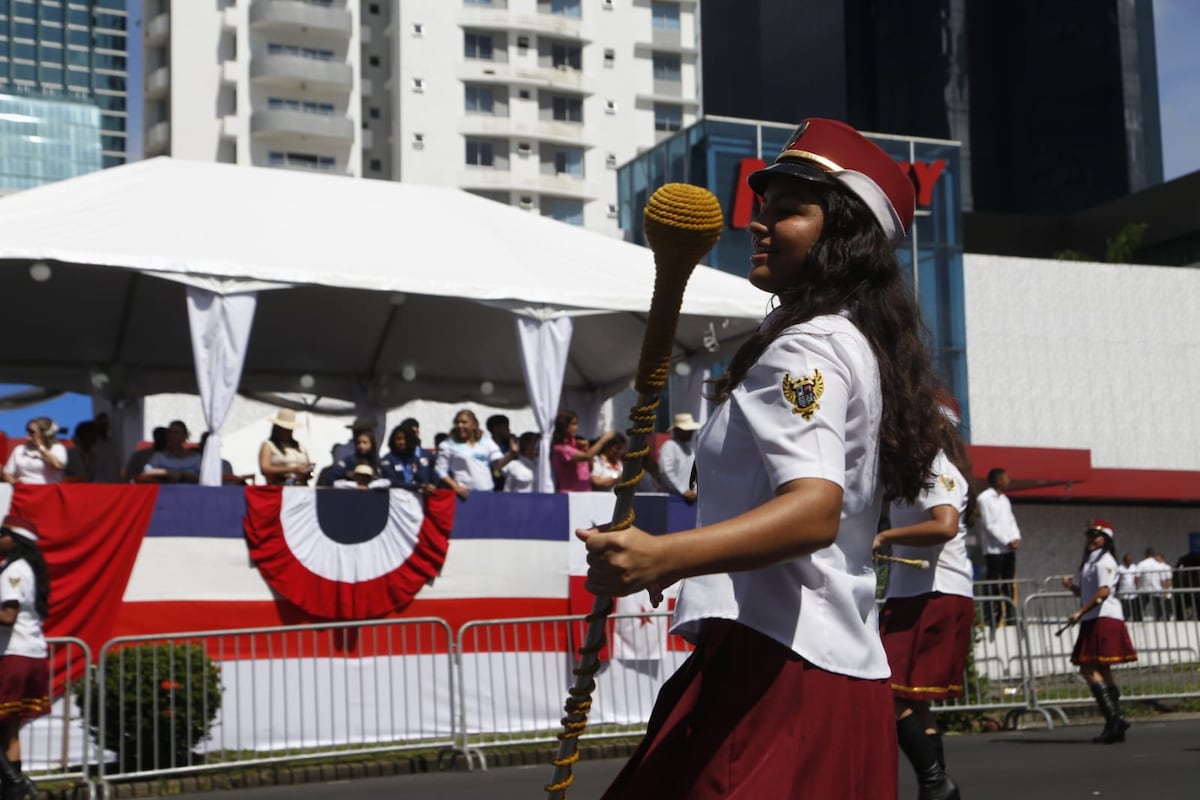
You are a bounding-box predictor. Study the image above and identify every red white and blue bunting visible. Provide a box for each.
[244,487,455,620]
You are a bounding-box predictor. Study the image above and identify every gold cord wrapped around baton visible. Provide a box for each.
[544,184,723,798]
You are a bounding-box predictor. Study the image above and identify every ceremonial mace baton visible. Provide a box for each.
[544,183,723,798]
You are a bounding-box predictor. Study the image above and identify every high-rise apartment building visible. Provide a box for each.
[142,0,361,174]
[142,0,700,234]
[699,0,1162,216]
[0,91,102,193]
[0,0,129,167]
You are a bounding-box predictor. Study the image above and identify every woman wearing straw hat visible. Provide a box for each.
[0,514,51,800]
[258,409,313,486]
[1061,519,1137,744]
[657,412,701,502]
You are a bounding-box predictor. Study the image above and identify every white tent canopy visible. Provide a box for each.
[0,158,768,485]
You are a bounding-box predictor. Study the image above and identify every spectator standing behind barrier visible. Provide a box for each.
[1117,553,1142,621]
[977,467,1021,627]
[1061,520,1136,744]
[63,420,122,483]
[485,414,516,491]
[657,413,700,502]
[379,424,436,494]
[331,417,377,465]
[549,409,614,493]
[875,425,975,798]
[140,420,202,483]
[501,433,540,493]
[124,426,167,483]
[437,409,511,501]
[3,418,66,485]
[333,462,390,490]
[1136,548,1172,620]
[590,432,627,492]
[0,515,51,800]
[258,409,313,486]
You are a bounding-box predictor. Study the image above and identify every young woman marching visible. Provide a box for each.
[578,118,948,799]
[0,514,51,800]
[875,412,976,800]
[1061,519,1137,743]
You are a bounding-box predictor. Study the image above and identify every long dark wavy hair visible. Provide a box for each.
[709,185,944,503]
[3,536,50,620]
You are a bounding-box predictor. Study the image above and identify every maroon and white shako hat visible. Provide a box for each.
[1086,518,1115,540]
[748,118,916,245]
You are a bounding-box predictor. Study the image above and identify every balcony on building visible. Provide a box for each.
[459,115,588,148]
[144,66,170,99]
[457,60,591,95]
[457,9,587,43]
[250,53,354,91]
[458,169,591,202]
[144,121,170,156]
[251,108,355,145]
[145,10,170,45]
[249,0,353,39]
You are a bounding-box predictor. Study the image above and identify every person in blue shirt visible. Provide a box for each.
[380,422,436,494]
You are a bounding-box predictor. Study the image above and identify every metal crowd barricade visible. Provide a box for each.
[921,596,1054,729]
[452,611,691,770]
[22,637,94,799]
[1022,589,1200,715]
[92,618,455,794]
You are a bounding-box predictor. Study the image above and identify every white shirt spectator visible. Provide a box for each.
[1136,556,1169,593]
[1117,562,1139,597]
[502,456,537,493]
[4,442,68,484]
[0,558,47,658]
[436,437,503,492]
[657,439,695,495]
[976,487,1020,555]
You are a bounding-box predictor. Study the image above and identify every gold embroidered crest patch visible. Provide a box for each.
[7,576,20,588]
[782,369,823,420]
[939,474,956,492]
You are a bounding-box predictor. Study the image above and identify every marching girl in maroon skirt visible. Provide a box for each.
[579,119,950,799]
[0,514,51,799]
[1061,519,1137,744]
[875,418,975,800]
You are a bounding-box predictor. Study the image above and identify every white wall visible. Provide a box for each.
[964,254,1200,470]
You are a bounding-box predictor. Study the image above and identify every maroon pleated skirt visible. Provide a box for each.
[880,593,975,701]
[600,619,898,800]
[1071,617,1138,666]
[0,654,50,722]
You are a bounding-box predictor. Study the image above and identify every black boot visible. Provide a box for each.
[0,756,34,800]
[897,714,960,800]
[1105,685,1130,743]
[1089,683,1129,744]
[927,730,945,768]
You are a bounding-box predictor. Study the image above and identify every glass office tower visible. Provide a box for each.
[617,116,970,436]
[0,0,128,167]
[0,91,101,193]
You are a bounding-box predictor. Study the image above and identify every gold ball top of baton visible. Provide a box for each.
[643,183,723,260]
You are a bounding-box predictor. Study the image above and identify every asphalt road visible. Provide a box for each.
[166,716,1200,799]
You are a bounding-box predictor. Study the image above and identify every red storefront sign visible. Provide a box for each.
[729,157,947,229]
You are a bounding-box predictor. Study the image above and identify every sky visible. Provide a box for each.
[0,1,1196,441]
